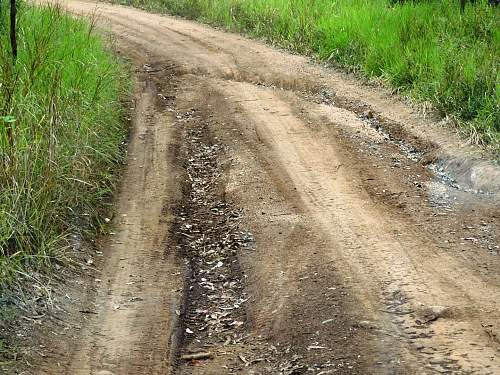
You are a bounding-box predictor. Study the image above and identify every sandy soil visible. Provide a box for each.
[23,1,500,374]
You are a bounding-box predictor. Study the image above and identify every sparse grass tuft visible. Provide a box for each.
[0,3,128,287]
[117,0,499,147]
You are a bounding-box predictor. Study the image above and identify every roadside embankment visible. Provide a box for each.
[0,2,128,360]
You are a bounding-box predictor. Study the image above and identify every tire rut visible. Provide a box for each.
[170,106,254,372]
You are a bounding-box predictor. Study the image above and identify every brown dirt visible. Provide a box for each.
[16,1,500,374]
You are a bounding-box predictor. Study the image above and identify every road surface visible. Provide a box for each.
[37,1,500,374]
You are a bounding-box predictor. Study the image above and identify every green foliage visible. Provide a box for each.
[117,0,499,145]
[0,3,128,285]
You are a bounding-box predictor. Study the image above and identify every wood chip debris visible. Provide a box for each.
[180,352,213,360]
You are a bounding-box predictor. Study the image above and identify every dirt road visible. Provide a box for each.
[37,1,499,373]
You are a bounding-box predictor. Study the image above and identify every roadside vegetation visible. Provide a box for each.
[119,0,499,147]
[0,3,128,290]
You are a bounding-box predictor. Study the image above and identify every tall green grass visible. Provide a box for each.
[0,3,128,286]
[119,0,499,146]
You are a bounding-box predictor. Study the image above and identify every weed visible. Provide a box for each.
[0,3,128,287]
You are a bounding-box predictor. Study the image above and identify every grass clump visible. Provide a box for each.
[117,0,499,146]
[0,3,128,286]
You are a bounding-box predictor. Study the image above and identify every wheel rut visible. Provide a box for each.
[170,102,253,373]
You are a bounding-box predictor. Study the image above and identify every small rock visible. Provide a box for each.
[362,110,374,119]
[416,306,450,324]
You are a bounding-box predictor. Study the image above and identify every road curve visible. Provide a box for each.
[42,1,500,374]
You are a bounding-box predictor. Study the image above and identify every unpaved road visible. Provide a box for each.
[34,1,499,374]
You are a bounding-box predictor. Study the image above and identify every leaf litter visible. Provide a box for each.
[173,109,255,369]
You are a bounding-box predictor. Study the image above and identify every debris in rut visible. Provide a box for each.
[173,109,254,370]
[171,106,352,374]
